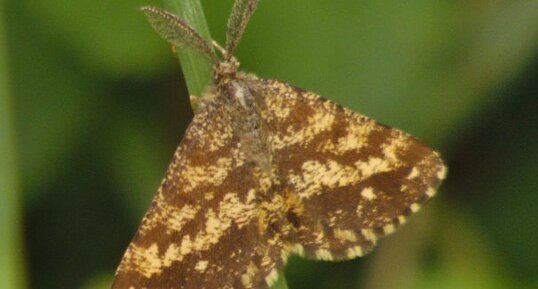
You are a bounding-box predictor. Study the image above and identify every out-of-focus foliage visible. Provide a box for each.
[1,0,27,288]
[1,0,537,288]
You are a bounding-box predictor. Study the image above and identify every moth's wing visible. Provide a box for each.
[254,78,446,261]
[112,99,281,289]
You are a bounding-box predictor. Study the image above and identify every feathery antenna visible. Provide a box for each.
[141,6,219,64]
[225,0,259,59]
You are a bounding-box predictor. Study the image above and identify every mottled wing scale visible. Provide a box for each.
[112,96,282,289]
[250,78,446,261]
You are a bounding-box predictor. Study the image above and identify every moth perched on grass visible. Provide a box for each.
[112,1,447,288]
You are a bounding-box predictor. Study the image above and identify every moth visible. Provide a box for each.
[112,1,446,288]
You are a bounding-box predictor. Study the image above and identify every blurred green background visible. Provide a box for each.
[1,0,538,288]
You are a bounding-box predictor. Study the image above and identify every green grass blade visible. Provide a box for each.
[163,0,214,96]
[0,1,27,288]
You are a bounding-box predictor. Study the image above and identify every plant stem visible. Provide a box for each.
[0,1,27,288]
[163,0,214,96]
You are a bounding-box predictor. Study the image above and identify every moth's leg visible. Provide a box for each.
[189,95,202,113]
[190,85,218,114]
[212,41,228,58]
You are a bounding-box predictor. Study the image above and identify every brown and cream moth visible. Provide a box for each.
[111,1,447,288]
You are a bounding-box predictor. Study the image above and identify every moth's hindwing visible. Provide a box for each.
[253,78,446,261]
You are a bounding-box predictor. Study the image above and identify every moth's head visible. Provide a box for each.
[210,40,240,79]
[141,0,259,78]
[215,57,240,80]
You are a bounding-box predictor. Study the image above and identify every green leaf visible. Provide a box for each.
[0,1,27,288]
[8,5,97,202]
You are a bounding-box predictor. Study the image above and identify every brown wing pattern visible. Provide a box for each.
[253,78,446,261]
[112,97,283,289]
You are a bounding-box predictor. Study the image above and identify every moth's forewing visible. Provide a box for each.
[112,94,281,289]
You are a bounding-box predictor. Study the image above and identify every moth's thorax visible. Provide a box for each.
[213,59,260,119]
[214,69,273,175]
